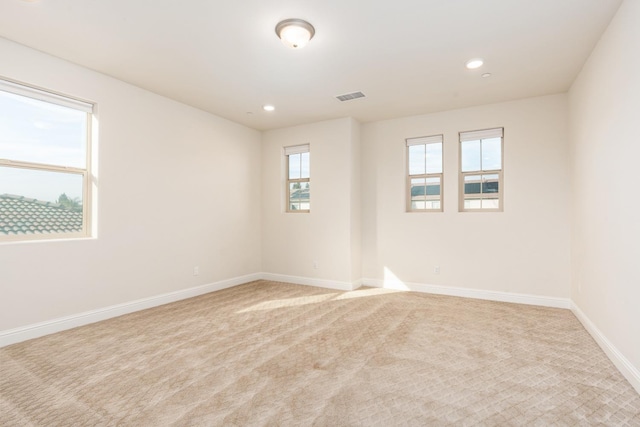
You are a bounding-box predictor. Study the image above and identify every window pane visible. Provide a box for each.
[0,90,87,168]
[481,198,500,209]
[411,177,440,210]
[288,154,301,179]
[482,174,500,194]
[464,199,482,209]
[0,166,84,236]
[408,144,426,175]
[410,177,426,202]
[464,175,482,195]
[481,137,501,171]
[299,181,310,208]
[425,176,441,197]
[412,200,426,210]
[425,142,443,174]
[289,181,309,211]
[0,166,83,204]
[300,152,310,179]
[461,140,481,172]
[289,182,300,204]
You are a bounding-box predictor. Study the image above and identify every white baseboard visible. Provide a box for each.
[0,273,262,348]
[361,278,571,309]
[260,272,359,292]
[571,302,640,394]
[7,273,639,397]
[1,274,567,348]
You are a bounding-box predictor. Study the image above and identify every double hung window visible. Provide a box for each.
[285,144,310,212]
[406,135,443,212]
[0,79,93,240]
[459,128,503,211]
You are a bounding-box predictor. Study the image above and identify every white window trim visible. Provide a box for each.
[285,144,310,213]
[0,78,94,242]
[284,144,310,156]
[458,127,504,212]
[406,135,444,213]
[0,78,93,114]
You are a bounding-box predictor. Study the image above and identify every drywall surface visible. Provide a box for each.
[0,38,262,331]
[361,94,571,297]
[349,118,363,283]
[568,0,640,375]
[261,118,360,286]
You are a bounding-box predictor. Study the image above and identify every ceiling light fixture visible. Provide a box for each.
[263,105,275,112]
[465,58,484,69]
[482,73,492,78]
[275,19,315,49]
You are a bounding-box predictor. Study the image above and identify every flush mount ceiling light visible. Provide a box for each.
[275,19,315,49]
[263,105,275,112]
[465,58,484,69]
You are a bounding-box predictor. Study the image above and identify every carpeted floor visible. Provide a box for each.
[1,280,639,426]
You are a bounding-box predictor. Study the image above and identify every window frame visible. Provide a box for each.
[458,127,504,212]
[284,144,310,213]
[406,135,444,213]
[0,78,94,242]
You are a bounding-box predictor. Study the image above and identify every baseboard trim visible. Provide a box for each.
[361,278,571,309]
[260,273,358,292]
[571,302,640,394]
[8,273,638,397]
[0,273,262,348]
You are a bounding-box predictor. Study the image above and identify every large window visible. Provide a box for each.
[459,127,503,211]
[285,144,310,212]
[406,135,443,212]
[0,79,93,241]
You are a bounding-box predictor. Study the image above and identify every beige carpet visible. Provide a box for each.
[1,280,639,426]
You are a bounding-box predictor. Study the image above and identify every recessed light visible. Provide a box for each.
[263,105,275,112]
[465,58,484,69]
[482,73,492,78]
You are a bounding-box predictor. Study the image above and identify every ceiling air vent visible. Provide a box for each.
[336,91,365,102]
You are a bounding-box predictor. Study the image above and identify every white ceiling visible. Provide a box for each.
[0,0,623,131]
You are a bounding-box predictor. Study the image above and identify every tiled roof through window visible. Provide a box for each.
[0,194,83,236]
[290,187,309,201]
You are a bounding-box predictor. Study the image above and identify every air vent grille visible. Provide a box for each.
[336,91,365,102]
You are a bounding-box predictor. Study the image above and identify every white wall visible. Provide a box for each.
[1,5,637,392]
[4,2,638,391]
[569,0,640,380]
[261,118,361,288]
[0,38,262,331]
[361,94,571,298]
[349,118,362,283]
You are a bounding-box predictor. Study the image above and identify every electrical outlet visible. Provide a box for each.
[313,261,318,269]
[434,266,440,274]
[193,266,199,276]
